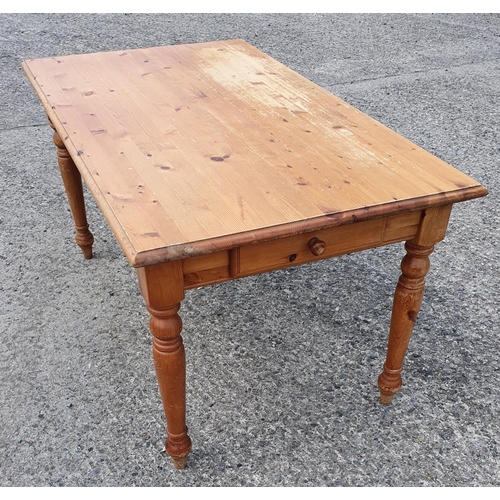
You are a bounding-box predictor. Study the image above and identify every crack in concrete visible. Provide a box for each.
[331,59,500,88]
[0,123,48,133]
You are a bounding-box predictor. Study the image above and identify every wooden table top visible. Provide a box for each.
[22,39,487,267]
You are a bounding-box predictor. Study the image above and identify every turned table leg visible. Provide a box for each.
[378,241,433,404]
[50,123,94,259]
[378,205,453,404]
[137,262,192,469]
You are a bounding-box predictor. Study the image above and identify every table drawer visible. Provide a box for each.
[236,211,421,276]
[183,210,422,289]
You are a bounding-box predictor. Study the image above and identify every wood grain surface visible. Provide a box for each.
[22,39,487,266]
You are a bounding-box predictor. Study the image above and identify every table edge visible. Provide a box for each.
[132,185,487,267]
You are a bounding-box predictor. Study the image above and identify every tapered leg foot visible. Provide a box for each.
[379,389,395,406]
[172,456,188,470]
[378,241,434,404]
[75,224,94,259]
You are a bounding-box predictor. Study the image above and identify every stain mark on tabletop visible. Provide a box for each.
[332,125,343,130]
[143,232,159,238]
[211,156,225,162]
[160,166,171,170]
[84,91,95,96]
[77,150,84,156]
[91,129,106,135]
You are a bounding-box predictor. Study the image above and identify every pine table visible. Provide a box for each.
[22,39,488,469]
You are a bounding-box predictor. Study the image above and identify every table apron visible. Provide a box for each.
[183,210,423,289]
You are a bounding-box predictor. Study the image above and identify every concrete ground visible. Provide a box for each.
[0,13,499,486]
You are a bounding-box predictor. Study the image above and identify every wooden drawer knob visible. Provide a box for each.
[308,237,326,256]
